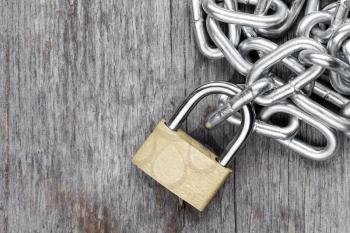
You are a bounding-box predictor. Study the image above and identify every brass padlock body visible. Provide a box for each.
[132,120,232,211]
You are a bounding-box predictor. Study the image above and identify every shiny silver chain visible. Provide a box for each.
[191,0,350,161]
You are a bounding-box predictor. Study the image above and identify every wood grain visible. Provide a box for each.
[0,0,349,232]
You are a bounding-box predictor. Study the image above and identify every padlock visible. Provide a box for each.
[132,82,255,211]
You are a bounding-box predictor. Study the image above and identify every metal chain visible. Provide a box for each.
[191,0,350,161]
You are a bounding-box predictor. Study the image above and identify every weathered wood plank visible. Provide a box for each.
[0,1,10,231]
[1,0,350,233]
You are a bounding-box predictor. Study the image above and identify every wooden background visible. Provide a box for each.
[1,0,349,232]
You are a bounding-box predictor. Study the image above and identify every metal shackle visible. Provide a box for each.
[202,0,288,29]
[205,77,275,129]
[259,103,338,161]
[217,95,300,140]
[167,82,255,167]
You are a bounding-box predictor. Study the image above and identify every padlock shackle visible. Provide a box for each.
[167,81,255,166]
[218,102,254,166]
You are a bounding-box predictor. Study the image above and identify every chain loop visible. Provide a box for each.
[259,103,338,161]
[202,0,288,28]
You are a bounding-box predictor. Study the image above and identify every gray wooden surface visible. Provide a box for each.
[1,0,350,232]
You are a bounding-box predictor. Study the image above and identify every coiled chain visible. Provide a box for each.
[191,0,350,160]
